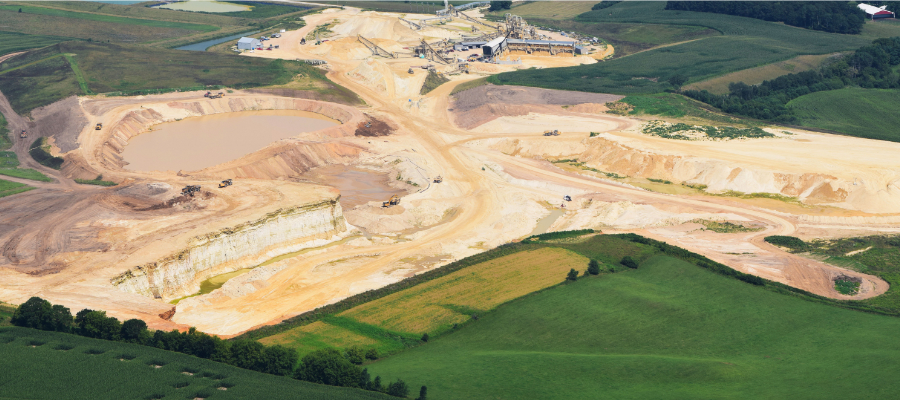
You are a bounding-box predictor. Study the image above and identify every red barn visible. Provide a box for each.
[859,3,895,20]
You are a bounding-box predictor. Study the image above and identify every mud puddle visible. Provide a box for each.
[530,209,565,236]
[300,165,406,209]
[122,110,338,172]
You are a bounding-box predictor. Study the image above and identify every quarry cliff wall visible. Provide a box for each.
[111,198,348,302]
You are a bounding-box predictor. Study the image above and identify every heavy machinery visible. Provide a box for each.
[543,130,560,136]
[433,176,443,183]
[181,185,201,197]
[218,179,233,188]
[19,130,26,139]
[300,37,307,45]
[408,67,415,74]
[564,195,572,201]
[204,91,211,97]
[382,195,401,208]
[95,123,102,130]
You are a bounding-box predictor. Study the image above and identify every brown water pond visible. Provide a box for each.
[300,165,407,210]
[121,110,338,172]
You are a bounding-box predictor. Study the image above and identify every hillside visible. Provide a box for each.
[788,88,900,142]
[0,326,393,400]
[366,255,900,399]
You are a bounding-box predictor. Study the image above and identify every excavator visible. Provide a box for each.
[382,195,401,208]
[543,130,560,136]
[181,185,201,197]
[218,179,233,188]
[433,176,443,183]
[95,123,102,130]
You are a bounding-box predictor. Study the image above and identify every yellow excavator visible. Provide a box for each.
[95,123,102,130]
[218,179,233,188]
[382,195,401,208]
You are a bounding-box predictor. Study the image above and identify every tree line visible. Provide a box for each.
[665,1,866,34]
[10,297,423,398]
[682,37,900,122]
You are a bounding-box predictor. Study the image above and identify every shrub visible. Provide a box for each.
[566,269,579,281]
[387,379,410,398]
[764,236,809,251]
[621,256,638,269]
[421,333,429,343]
[345,345,365,365]
[588,259,601,275]
[365,348,378,360]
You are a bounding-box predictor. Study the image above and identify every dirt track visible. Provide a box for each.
[0,7,897,335]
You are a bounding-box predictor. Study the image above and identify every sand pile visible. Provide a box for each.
[331,14,420,43]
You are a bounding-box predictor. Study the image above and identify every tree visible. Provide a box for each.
[11,297,52,330]
[230,340,265,371]
[345,345,365,365]
[488,1,512,11]
[566,268,579,281]
[372,376,384,392]
[621,256,638,269]
[365,348,379,360]
[588,259,601,275]
[295,348,362,388]
[417,385,428,400]
[120,319,148,344]
[387,379,409,398]
[421,333,429,342]
[77,310,121,340]
[261,345,298,376]
[48,305,73,333]
[668,74,688,90]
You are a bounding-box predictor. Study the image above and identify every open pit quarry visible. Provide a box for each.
[3,6,900,336]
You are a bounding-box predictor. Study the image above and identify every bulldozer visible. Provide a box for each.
[19,130,27,139]
[218,179,233,188]
[95,123,102,130]
[382,195,401,208]
[433,176,443,183]
[543,130,560,136]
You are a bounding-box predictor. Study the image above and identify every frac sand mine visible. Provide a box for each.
[3,5,900,336]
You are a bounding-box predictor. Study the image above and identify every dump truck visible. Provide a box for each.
[433,176,443,183]
[218,179,233,188]
[95,123,102,130]
[543,130,560,136]
[19,130,26,139]
[382,195,401,208]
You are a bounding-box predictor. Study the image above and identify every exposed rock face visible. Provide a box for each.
[111,198,348,302]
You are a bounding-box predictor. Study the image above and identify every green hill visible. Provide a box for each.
[788,88,900,142]
[0,326,392,400]
[366,255,900,399]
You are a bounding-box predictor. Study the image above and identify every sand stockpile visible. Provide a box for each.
[331,14,420,43]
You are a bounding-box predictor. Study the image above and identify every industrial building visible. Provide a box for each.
[858,3,895,19]
[237,37,261,50]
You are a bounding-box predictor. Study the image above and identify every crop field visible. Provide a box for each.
[0,41,332,115]
[491,2,889,94]
[19,1,243,26]
[484,1,595,20]
[318,1,469,14]
[367,255,900,399]
[788,88,900,142]
[343,248,590,335]
[0,31,73,57]
[0,327,392,400]
[254,235,658,357]
[687,54,838,94]
[0,179,34,198]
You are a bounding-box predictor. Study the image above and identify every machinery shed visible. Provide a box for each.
[482,37,508,58]
[237,37,261,50]
[859,3,895,19]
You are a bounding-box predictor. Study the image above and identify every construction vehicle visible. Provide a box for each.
[433,176,443,183]
[382,195,401,208]
[95,123,102,130]
[204,91,211,97]
[564,195,572,202]
[218,179,233,188]
[543,130,560,136]
[408,67,415,74]
[181,185,201,197]
[300,38,307,45]
[19,130,26,139]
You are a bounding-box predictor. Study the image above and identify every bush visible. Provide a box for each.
[421,333,429,343]
[365,348,378,360]
[588,259,601,275]
[345,345,365,365]
[387,379,409,398]
[764,236,809,251]
[295,348,362,388]
[621,256,638,269]
[566,269,579,281]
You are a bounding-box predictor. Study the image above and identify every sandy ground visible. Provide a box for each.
[1,7,899,336]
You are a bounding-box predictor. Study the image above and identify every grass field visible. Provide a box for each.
[484,1,595,20]
[0,41,342,115]
[490,2,897,94]
[615,93,749,126]
[788,88,900,142]
[687,54,839,94]
[318,1,469,14]
[0,31,73,57]
[0,327,393,400]
[0,178,34,198]
[367,255,900,399]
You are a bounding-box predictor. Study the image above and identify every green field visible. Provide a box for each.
[788,88,900,142]
[0,40,348,115]
[484,1,595,20]
[0,31,73,57]
[0,327,393,400]
[687,54,837,94]
[0,4,218,31]
[490,2,899,94]
[367,255,900,399]
[0,178,34,198]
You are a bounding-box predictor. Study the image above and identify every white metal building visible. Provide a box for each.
[858,3,895,19]
[237,37,261,50]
